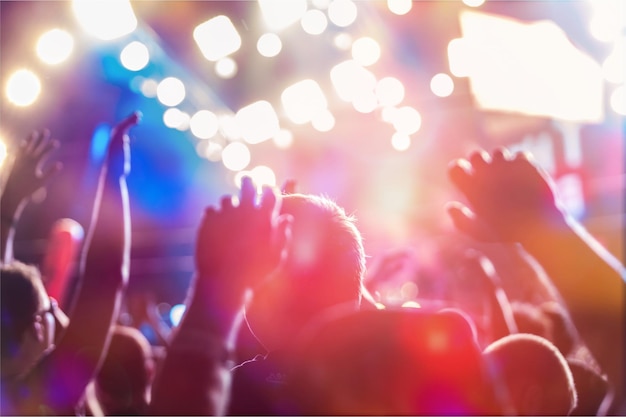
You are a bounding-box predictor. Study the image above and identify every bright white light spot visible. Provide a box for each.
[462,0,486,7]
[352,91,378,113]
[602,39,624,84]
[589,0,624,43]
[190,110,219,139]
[376,77,405,106]
[301,9,328,35]
[610,85,626,115]
[215,57,238,79]
[249,165,277,191]
[387,0,412,15]
[257,33,283,57]
[6,69,41,107]
[196,140,223,162]
[328,0,358,28]
[311,109,335,131]
[334,33,353,50]
[312,0,331,9]
[430,73,454,97]
[351,37,381,67]
[169,304,186,327]
[0,140,7,167]
[120,41,149,71]
[391,132,411,151]
[163,108,187,129]
[392,106,421,135]
[222,142,251,171]
[281,79,328,124]
[381,106,397,123]
[72,0,137,40]
[219,115,242,140]
[236,100,280,144]
[36,29,74,65]
[194,15,241,61]
[140,78,158,98]
[330,60,377,102]
[259,0,308,31]
[157,77,186,107]
[273,129,294,148]
[447,38,473,77]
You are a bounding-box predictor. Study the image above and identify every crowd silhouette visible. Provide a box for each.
[0,112,624,416]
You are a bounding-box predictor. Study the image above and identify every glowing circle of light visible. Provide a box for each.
[391,132,411,151]
[376,77,405,107]
[430,73,454,97]
[249,165,277,191]
[610,85,626,115]
[194,15,242,61]
[222,142,251,171]
[163,108,183,128]
[6,69,41,107]
[257,33,283,57]
[197,140,223,162]
[156,77,186,107]
[328,0,358,28]
[352,91,378,113]
[140,78,158,98]
[334,33,353,50]
[120,41,149,71]
[462,0,486,7]
[219,114,242,140]
[259,0,308,31]
[301,9,328,35]
[392,106,421,135]
[311,109,335,131]
[190,110,219,139]
[72,0,137,40]
[36,29,74,65]
[387,0,412,15]
[273,129,294,149]
[351,37,381,67]
[215,57,238,79]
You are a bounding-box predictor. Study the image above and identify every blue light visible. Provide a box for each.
[169,304,186,327]
[89,123,111,162]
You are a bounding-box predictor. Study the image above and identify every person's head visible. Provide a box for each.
[1,261,56,378]
[94,325,155,415]
[483,333,577,415]
[289,307,502,415]
[245,193,366,351]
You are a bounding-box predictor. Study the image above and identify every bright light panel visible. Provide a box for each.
[120,41,149,71]
[259,0,307,31]
[457,10,604,123]
[281,79,328,124]
[236,100,280,144]
[610,85,625,115]
[37,29,74,65]
[156,77,186,107]
[194,15,241,62]
[72,0,137,40]
[6,69,41,107]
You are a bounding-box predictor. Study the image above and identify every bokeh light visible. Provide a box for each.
[6,69,41,107]
[311,109,336,131]
[156,77,186,107]
[236,100,280,144]
[392,106,421,135]
[376,77,405,106]
[430,73,454,97]
[462,0,486,7]
[328,0,358,28]
[72,0,137,40]
[215,57,238,79]
[194,15,242,61]
[120,41,150,71]
[352,91,378,113]
[163,108,189,130]
[140,78,158,98]
[601,38,625,84]
[249,165,277,191]
[387,0,412,15]
[301,9,328,35]
[190,110,219,139]
[610,85,626,115]
[391,132,411,151]
[259,0,308,31]
[331,60,377,103]
[36,29,74,65]
[257,33,283,57]
[281,79,328,124]
[351,37,381,67]
[0,139,7,168]
[273,129,294,149]
[222,142,251,171]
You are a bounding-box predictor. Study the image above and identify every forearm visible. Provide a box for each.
[0,195,26,263]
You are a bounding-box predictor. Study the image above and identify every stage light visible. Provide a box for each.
[311,109,335,132]
[273,129,294,149]
[351,37,381,67]
[610,85,625,115]
[430,73,454,97]
[236,100,280,144]
[215,57,238,79]
[387,0,412,16]
[222,142,251,171]
[156,77,186,107]
[301,9,328,35]
[120,41,149,71]
[330,60,376,102]
[257,33,283,57]
[462,0,486,7]
[6,69,41,107]
[392,106,421,135]
[36,29,74,65]
[391,132,411,151]
[259,0,307,31]
[194,15,241,61]
[281,79,328,124]
[376,77,405,106]
[190,110,219,139]
[72,0,137,40]
[328,0,358,28]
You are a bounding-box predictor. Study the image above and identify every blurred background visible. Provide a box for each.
[1,0,623,333]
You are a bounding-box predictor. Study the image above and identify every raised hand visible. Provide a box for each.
[447,148,565,242]
[195,176,292,305]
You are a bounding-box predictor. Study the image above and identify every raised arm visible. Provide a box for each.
[447,148,625,410]
[149,177,292,416]
[1,130,62,264]
[37,113,139,412]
